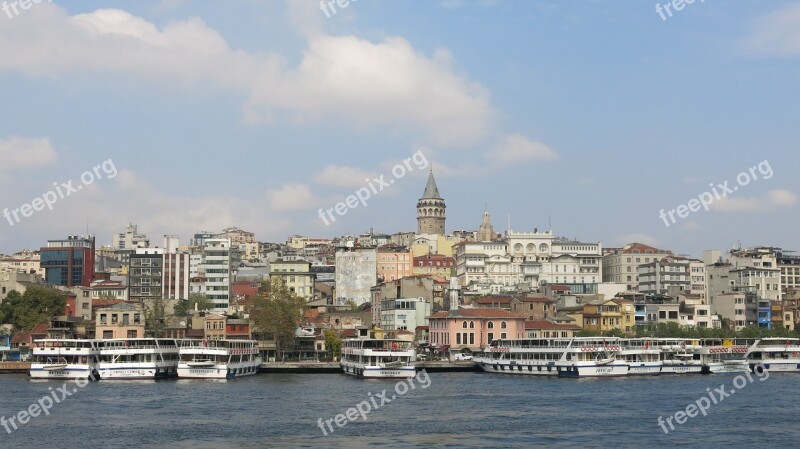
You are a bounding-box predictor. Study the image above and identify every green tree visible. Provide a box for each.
[251,277,306,354]
[173,294,214,316]
[145,296,167,338]
[324,329,342,361]
[0,286,66,331]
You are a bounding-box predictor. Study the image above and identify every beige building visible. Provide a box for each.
[95,302,145,339]
[412,254,455,279]
[377,246,412,282]
[602,243,674,291]
[270,259,316,299]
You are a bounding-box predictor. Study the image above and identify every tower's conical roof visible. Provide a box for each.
[421,170,441,199]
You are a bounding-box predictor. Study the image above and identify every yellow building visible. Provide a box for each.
[581,299,634,332]
[269,259,316,299]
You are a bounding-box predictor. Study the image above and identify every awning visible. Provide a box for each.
[436,345,450,352]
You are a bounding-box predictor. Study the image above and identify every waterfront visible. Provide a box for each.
[1,372,798,448]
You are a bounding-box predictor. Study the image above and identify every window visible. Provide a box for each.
[469,321,475,329]
[469,333,474,345]
[456,333,461,344]
[487,322,494,329]
[500,333,507,339]
[488,332,494,343]
[501,321,507,329]
[127,330,137,338]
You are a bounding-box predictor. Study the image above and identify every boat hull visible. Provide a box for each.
[660,364,704,375]
[474,359,558,376]
[97,364,177,380]
[755,361,800,372]
[626,363,663,375]
[29,365,96,380]
[340,362,416,379]
[557,363,628,378]
[177,361,261,379]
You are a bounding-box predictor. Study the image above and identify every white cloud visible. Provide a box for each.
[0,137,57,181]
[488,133,557,163]
[315,165,376,188]
[743,3,800,57]
[266,183,320,211]
[0,4,492,147]
[711,189,797,212]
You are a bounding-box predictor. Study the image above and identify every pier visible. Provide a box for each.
[0,362,31,374]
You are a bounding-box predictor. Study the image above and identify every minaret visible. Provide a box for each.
[416,168,446,235]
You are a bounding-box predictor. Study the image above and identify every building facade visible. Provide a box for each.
[40,235,95,287]
[417,170,446,236]
[602,243,674,291]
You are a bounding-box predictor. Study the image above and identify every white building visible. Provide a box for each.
[602,243,674,291]
[380,297,432,332]
[113,223,150,250]
[637,256,691,296]
[335,247,377,306]
[454,229,602,291]
[201,239,232,310]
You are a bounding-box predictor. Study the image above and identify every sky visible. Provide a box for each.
[0,0,798,257]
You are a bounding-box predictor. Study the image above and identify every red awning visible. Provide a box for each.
[436,344,450,352]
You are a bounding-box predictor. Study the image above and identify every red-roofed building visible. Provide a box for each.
[428,308,525,350]
[474,296,513,310]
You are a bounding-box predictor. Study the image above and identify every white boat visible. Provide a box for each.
[340,339,416,378]
[96,338,179,380]
[30,339,100,380]
[473,337,628,377]
[740,337,800,372]
[697,339,750,374]
[655,338,703,375]
[177,339,261,379]
[617,338,663,375]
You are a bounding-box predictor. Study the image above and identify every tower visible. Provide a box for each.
[416,169,446,235]
[477,210,496,242]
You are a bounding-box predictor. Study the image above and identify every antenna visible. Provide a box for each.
[548,214,552,232]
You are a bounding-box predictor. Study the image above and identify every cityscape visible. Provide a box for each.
[2,1,800,448]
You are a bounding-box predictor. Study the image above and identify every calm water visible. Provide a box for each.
[0,371,798,448]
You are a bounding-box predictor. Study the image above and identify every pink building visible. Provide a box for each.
[428,308,526,351]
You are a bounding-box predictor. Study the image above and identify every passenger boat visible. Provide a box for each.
[616,338,663,375]
[655,338,703,374]
[739,337,800,372]
[340,339,416,378]
[473,337,628,377]
[697,339,749,374]
[177,339,261,379]
[30,339,101,380]
[96,338,180,379]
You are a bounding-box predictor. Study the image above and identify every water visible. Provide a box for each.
[0,371,798,448]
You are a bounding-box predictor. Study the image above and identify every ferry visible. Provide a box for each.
[340,339,417,378]
[739,337,800,372]
[655,338,703,375]
[616,338,663,375]
[30,339,101,380]
[697,339,750,374]
[473,337,628,377]
[96,338,180,380]
[177,339,261,379]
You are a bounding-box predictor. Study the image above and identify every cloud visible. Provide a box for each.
[0,137,57,181]
[488,133,557,163]
[0,4,493,147]
[742,3,800,57]
[710,189,797,212]
[315,165,376,188]
[266,183,320,211]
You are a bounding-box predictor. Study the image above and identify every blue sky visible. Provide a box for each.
[0,0,798,257]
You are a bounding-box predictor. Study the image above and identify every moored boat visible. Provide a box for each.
[96,338,180,380]
[697,339,749,374]
[177,339,261,379]
[617,338,663,375]
[340,339,416,378]
[30,339,101,380]
[739,337,800,372]
[655,338,703,375]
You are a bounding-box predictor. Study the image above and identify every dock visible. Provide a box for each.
[0,362,31,374]
[259,361,478,374]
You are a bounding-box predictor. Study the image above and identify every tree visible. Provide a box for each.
[145,296,167,338]
[0,286,66,331]
[251,277,306,354]
[324,329,342,361]
[173,294,213,317]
